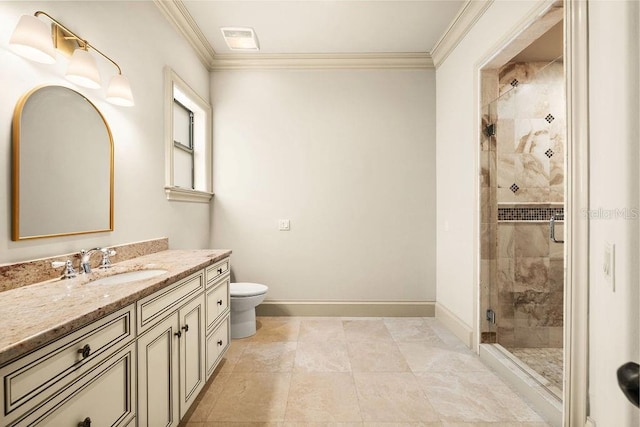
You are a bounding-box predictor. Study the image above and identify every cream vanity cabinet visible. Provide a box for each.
[0,255,231,427]
[137,257,231,426]
[0,305,136,427]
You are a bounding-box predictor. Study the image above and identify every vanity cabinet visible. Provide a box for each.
[0,305,136,426]
[137,259,230,424]
[0,255,231,427]
[14,343,136,427]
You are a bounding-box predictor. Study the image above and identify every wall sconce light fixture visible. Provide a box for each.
[9,11,135,107]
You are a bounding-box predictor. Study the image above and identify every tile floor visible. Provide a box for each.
[509,347,564,392]
[181,317,550,427]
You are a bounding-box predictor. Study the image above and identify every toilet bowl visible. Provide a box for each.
[230,282,268,339]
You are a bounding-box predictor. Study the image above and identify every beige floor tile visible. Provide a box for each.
[383,318,444,343]
[397,342,486,373]
[234,342,297,373]
[473,371,544,422]
[343,320,394,342]
[441,423,549,427]
[217,341,251,373]
[298,318,347,342]
[207,373,291,422]
[415,371,541,423]
[294,340,352,372]
[281,423,363,427]
[347,341,410,372]
[364,423,442,427]
[284,372,362,422]
[353,372,440,423]
[239,317,301,342]
[201,423,281,426]
[184,372,232,422]
[186,318,546,426]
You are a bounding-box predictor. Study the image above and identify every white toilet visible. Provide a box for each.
[230,282,268,339]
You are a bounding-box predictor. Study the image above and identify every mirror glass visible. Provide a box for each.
[12,86,113,240]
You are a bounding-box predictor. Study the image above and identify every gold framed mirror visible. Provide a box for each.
[12,85,114,240]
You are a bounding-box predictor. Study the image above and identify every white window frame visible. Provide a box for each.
[164,66,213,202]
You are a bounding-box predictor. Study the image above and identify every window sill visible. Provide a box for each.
[164,187,214,203]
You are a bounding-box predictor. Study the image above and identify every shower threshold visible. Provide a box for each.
[479,343,562,427]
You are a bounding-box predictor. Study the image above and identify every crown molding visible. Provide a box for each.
[430,0,494,68]
[211,53,434,70]
[155,1,434,71]
[153,0,216,69]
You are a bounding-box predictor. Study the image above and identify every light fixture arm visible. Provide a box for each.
[34,10,122,75]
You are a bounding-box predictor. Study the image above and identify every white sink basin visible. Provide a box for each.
[88,269,168,286]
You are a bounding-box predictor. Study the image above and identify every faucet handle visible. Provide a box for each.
[99,248,116,269]
[52,260,77,279]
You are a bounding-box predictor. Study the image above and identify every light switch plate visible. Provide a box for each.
[278,219,290,231]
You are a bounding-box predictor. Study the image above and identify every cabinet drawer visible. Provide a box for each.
[206,277,229,331]
[1,305,134,422]
[12,342,136,427]
[137,270,204,332]
[205,258,230,285]
[205,316,229,378]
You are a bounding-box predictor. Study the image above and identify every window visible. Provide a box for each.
[172,99,194,189]
[164,67,212,202]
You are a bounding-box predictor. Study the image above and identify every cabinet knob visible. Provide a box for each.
[217,299,223,306]
[217,340,223,346]
[78,417,91,427]
[181,324,189,333]
[77,344,91,359]
[174,330,182,338]
[217,268,223,274]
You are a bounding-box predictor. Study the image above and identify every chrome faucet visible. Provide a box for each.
[79,247,116,273]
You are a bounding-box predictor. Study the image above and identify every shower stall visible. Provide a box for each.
[479,54,566,398]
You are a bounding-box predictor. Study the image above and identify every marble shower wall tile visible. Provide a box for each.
[495,61,564,204]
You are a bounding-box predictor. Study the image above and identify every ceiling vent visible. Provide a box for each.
[220,27,259,51]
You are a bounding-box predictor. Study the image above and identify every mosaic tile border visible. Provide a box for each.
[498,207,564,222]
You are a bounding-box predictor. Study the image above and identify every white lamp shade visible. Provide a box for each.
[66,49,101,89]
[106,74,135,107]
[9,15,56,64]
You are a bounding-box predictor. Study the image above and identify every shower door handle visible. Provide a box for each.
[549,215,564,243]
[617,362,639,408]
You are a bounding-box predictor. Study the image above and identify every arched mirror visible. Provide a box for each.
[12,86,113,240]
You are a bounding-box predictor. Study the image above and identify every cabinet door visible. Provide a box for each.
[179,293,206,419]
[13,343,135,427]
[137,313,180,427]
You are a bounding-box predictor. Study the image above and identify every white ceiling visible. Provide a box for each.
[181,1,465,55]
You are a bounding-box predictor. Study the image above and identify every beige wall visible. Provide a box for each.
[587,1,639,424]
[210,68,436,302]
[0,1,212,263]
[436,0,543,329]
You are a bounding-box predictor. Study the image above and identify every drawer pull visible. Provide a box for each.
[174,330,182,338]
[217,340,223,346]
[217,268,223,274]
[181,324,189,333]
[217,299,223,306]
[78,344,91,359]
[78,417,92,427]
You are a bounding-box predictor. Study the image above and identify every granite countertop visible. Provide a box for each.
[0,249,231,366]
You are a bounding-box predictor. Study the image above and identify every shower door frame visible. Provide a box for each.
[472,1,590,425]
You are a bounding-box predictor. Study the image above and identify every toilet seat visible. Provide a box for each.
[230,282,268,297]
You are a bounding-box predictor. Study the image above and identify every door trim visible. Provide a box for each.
[565,0,590,425]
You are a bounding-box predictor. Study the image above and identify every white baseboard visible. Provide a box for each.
[435,302,474,348]
[256,300,436,317]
